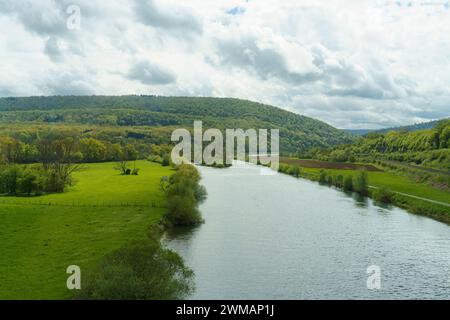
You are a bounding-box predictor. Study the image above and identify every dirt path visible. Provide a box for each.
[368,186,450,207]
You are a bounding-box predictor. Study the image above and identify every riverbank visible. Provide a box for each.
[165,162,450,299]
[278,160,450,225]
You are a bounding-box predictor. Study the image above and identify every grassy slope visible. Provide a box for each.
[300,167,449,204]
[0,161,172,300]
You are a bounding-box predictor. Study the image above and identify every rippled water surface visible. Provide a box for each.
[165,162,450,299]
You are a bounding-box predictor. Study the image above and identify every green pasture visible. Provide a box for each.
[0,161,172,299]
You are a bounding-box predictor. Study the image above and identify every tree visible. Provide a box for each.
[343,175,353,191]
[0,165,21,195]
[80,138,106,162]
[373,187,393,204]
[77,239,193,300]
[353,171,368,195]
[44,138,83,192]
[164,165,205,226]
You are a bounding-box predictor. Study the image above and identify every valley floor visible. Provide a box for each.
[0,161,172,299]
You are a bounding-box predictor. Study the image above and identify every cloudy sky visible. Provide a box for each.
[0,0,449,129]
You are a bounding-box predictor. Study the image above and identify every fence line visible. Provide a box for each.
[0,199,165,209]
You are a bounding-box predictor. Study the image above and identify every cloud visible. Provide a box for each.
[134,0,202,37]
[0,0,449,129]
[44,37,64,62]
[212,34,321,84]
[41,70,95,95]
[127,60,176,85]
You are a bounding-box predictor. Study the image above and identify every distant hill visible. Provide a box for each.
[344,129,374,136]
[375,119,445,134]
[346,119,447,136]
[0,95,354,153]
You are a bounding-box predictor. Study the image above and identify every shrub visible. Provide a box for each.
[164,164,206,227]
[318,170,327,184]
[353,171,369,195]
[343,175,353,191]
[372,187,394,204]
[161,155,171,167]
[0,165,21,195]
[18,169,43,196]
[290,166,301,177]
[327,175,333,185]
[335,174,344,188]
[76,240,193,300]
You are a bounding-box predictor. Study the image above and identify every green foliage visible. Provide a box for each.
[392,194,450,224]
[161,154,171,167]
[76,239,193,300]
[164,164,206,227]
[334,174,344,188]
[0,161,173,299]
[372,187,394,204]
[353,171,369,195]
[318,169,327,184]
[343,175,353,191]
[0,95,354,154]
[0,164,73,196]
[307,119,450,171]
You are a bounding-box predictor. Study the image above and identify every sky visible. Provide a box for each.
[0,0,449,129]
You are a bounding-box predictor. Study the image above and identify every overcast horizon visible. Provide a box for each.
[1,0,450,129]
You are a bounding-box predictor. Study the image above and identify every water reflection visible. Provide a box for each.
[165,162,450,299]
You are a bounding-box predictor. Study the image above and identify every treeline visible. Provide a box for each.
[0,95,354,153]
[0,124,175,165]
[0,131,173,195]
[318,170,369,196]
[304,119,450,170]
[0,164,78,195]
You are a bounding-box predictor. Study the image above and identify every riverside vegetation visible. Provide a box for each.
[0,152,206,299]
[77,164,206,300]
[1,95,449,298]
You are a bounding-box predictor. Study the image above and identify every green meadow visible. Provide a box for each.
[300,167,450,204]
[0,161,173,300]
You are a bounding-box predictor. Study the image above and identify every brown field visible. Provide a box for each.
[280,157,383,172]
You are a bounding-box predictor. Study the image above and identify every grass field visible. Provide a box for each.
[0,161,173,299]
[298,166,450,204]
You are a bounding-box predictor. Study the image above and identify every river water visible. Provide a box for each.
[165,162,450,299]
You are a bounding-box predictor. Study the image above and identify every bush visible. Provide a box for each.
[335,174,344,188]
[289,166,301,177]
[318,170,327,184]
[0,165,21,195]
[161,155,171,167]
[353,171,369,195]
[76,239,193,300]
[18,168,43,196]
[164,164,206,227]
[343,175,353,191]
[372,187,394,204]
[327,175,333,185]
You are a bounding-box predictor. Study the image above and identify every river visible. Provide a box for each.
[165,161,450,299]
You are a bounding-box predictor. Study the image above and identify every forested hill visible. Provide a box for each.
[375,119,445,134]
[346,119,447,136]
[0,96,353,153]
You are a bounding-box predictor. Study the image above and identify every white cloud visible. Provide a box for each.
[0,0,449,128]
